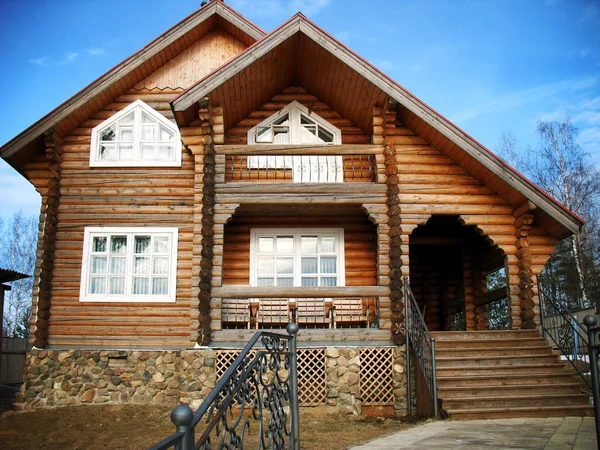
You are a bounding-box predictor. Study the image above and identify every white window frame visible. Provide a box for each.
[249,228,345,287]
[90,99,182,167]
[79,227,178,302]
[247,101,341,147]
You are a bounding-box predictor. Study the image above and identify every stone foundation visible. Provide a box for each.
[18,346,408,416]
[17,349,216,410]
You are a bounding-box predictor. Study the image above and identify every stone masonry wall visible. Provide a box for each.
[17,349,216,410]
[18,346,408,417]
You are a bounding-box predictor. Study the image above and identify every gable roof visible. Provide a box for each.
[171,13,583,238]
[0,0,264,169]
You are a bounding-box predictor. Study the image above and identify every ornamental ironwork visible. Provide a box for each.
[404,277,439,418]
[538,279,591,392]
[149,324,300,450]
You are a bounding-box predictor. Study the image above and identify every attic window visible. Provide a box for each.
[90,99,182,167]
[247,101,341,145]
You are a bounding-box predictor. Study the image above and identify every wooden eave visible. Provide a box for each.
[0,1,264,170]
[172,13,583,239]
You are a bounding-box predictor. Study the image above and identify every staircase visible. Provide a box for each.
[432,330,594,420]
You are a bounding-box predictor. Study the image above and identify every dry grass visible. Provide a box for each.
[0,404,424,449]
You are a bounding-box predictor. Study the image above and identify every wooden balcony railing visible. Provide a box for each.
[224,154,376,183]
[213,286,386,330]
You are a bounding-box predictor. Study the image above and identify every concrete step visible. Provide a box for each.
[430,330,541,340]
[434,337,547,349]
[436,373,580,388]
[443,393,590,410]
[435,354,559,368]
[436,363,569,376]
[438,383,582,398]
[446,404,594,420]
[435,346,552,357]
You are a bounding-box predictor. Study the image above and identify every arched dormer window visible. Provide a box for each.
[247,101,341,145]
[90,99,181,167]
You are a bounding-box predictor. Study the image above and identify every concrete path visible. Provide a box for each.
[351,417,597,449]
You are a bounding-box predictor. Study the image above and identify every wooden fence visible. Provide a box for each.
[1,337,30,385]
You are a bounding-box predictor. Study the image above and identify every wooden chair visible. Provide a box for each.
[256,298,290,328]
[294,298,331,328]
[221,298,251,329]
[333,298,369,328]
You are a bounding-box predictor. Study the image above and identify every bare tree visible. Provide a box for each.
[1,212,38,337]
[522,117,600,307]
[495,131,520,168]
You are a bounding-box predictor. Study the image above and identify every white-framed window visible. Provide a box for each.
[90,99,182,167]
[247,101,341,146]
[250,229,345,287]
[80,227,178,302]
[247,102,342,182]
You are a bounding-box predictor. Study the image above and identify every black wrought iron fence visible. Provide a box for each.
[148,323,300,450]
[538,279,591,392]
[583,315,600,449]
[404,277,438,418]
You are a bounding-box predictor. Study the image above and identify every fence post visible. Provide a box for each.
[404,276,411,417]
[583,315,600,450]
[286,322,300,450]
[430,337,438,418]
[171,404,194,450]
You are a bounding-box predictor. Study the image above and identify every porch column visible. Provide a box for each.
[513,201,536,329]
[375,101,404,345]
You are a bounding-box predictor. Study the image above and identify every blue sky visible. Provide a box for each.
[1,0,599,223]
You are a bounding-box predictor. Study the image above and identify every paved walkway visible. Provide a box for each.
[351,417,597,449]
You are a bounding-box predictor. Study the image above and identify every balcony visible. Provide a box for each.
[211,286,391,346]
[215,144,382,184]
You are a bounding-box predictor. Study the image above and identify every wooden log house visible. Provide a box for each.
[2,0,591,418]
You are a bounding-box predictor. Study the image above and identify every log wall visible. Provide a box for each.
[24,88,196,349]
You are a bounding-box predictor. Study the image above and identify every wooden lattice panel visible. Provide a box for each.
[298,348,326,406]
[215,349,257,380]
[359,348,394,405]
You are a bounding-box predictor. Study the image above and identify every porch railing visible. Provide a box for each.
[404,277,438,417]
[224,154,376,183]
[221,297,378,330]
[583,315,600,449]
[148,324,300,450]
[538,279,592,392]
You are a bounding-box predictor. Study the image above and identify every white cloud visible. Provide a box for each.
[450,77,598,123]
[29,56,49,67]
[87,47,106,56]
[55,52,79,65]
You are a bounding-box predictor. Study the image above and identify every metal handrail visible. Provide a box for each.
[404,277,438,417]
[583,315,600,449]
[538,278,592,392]
[149,323,300,450]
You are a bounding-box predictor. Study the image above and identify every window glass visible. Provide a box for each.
[91,101,180,166]
[252,230,343,287]
[81,228,177,302]
[248,102,340,146]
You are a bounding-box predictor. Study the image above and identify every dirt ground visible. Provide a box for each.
[0,404,424,449]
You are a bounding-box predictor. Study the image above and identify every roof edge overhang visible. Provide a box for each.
[172,13,583,236]
[0,1,265,163]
